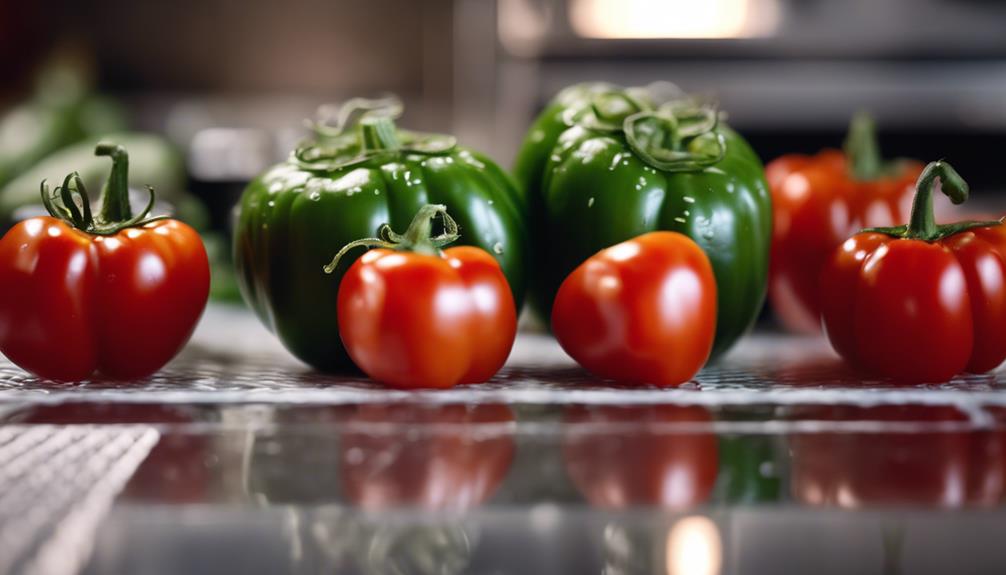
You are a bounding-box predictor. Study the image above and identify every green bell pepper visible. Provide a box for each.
[514,82,771,358]
[234,98,527,371]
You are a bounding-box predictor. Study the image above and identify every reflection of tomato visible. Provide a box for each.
[340,404,515,510]
[757,353,861,389]
[16,403,209,503]
[790,405,1004,507]
[562,405,718,509]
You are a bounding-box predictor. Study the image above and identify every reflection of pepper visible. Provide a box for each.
[235,99,527,371]
[790,405,1004,507]
[713,435,782,504]
[515,82,770,358]
[821,161,1006,382]
[766,115,924,333]
[562,405,718,509]
[340,404,515,511]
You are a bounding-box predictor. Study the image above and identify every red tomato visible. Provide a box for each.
[820,161,1006,382]
[790,405,1004,507]
[0,144,209,381]
[338,245,516,389]
[0,217,209,381]
[551,231,716,387]
[340,403,515,510]
[562,405,718,509]
[767,119,925,333]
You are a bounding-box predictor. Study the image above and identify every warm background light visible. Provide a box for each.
[569,0,779,39]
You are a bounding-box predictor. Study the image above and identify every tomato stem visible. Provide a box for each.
[862,160,1002,241]
[95,142,132,223]
[843,112,883,181]
[323,204,461,274]
[907,160,967,239]
[39,143,167,235]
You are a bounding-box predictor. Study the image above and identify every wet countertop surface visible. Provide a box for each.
[2,305,1005,575]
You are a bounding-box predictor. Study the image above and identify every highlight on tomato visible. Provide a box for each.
[551,231,717,387]
[328,204,517,389]
[820,160,1006,383]
[0,143,210,381]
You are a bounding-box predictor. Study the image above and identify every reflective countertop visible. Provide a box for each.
[1,305,1005,575]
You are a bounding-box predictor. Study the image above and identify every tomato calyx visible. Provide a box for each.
[323,204,461,274]
[863,160,1003,242]
[39,142,166,236]
[563,86,726,172]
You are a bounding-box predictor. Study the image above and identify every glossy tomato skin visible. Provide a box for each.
[562,405,719,509]
[0,216,210,381]
[551,231,716,387]
[821,228,1006,383]
[0,217,98,380]
[943,224,1006,373]
[337,245,517,389]
[767,151,923,333]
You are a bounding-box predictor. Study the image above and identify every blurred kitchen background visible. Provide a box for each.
[3,0,1006,237]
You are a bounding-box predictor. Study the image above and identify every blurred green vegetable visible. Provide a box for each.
[0,63,126,186]
[0,132,184,223]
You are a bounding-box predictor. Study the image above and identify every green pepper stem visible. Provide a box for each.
[843,112,883,181]
[359,116,400,154]
[95,142,132,223]
[323,204,461,274]
[311,95,404,140]
[907,160,968,240]
[591,91,645,126]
